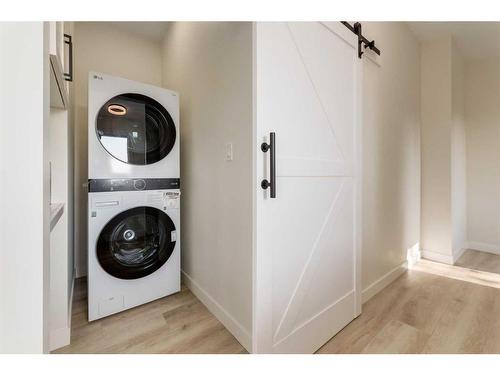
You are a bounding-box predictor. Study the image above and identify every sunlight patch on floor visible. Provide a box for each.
[412,258,500,289]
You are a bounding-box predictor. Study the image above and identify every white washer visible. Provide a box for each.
[88,187,180,321]
[88,71,179,179]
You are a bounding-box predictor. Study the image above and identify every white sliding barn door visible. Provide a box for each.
[254,22,362,353]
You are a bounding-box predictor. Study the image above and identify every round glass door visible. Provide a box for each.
[96,93,176,165]
[97,207,176,279]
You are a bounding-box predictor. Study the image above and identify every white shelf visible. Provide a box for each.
[50,203,64,231]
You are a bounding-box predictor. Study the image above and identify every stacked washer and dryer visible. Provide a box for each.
[87,72,180,321]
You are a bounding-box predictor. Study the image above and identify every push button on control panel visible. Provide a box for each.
[133,179,146,190]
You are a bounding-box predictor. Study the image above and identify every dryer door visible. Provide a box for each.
[96,93,176,165]
[97,206,176,279]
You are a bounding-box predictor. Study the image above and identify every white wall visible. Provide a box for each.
[451,44,467,258]
[361,23,421,291]
[420,36,466,264]
[73,22,163,276]
[465,59,500,252]
[161,22,253,349]
[0,22,50,353]
[420,37,453,261]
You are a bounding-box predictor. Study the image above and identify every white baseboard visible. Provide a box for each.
[49,272,75,352]
[68,271,76,329]
[75,266,87,279]
[421,246,468,265]
[452,246,467,263]
[362,261,408,304]
[421,249,454,265]
[181,270,252,352]
[49,326,71,352]
[467,241,500,255]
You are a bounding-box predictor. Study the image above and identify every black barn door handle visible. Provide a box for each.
[261,132,276,198]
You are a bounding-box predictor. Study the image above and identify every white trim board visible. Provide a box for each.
[181,270,252,352]
[421,249,454,265]
[75,265,87,279]
[49,270,76,352]
[68,271,76,331]
[453,246,467,263]
[49,326,70,352]
[361,261,407,304]
[422,246,471,265]
[467,241,500,255]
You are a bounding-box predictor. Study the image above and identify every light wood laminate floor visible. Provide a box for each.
[318,262,500,354]
[455,249,500,274]
[53,278,247,354]
[55,263,500,354]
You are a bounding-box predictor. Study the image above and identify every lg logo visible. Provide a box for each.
[93,75,103,80]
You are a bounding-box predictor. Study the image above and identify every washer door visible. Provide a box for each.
[97,206,176,280]
[96,93,176,165]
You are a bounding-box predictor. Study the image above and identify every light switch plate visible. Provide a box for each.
[225,142,233,161]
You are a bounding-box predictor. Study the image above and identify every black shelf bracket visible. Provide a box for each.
[341,21,381,59]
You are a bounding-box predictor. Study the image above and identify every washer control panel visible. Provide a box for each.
[88,178,180,192]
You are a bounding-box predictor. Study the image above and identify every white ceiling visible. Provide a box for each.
[408,22,500,61]
[102,22,500,60]
[106,22,169,42]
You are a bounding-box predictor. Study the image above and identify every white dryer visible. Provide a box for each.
[88,183,180,321]
[88,71,179,179]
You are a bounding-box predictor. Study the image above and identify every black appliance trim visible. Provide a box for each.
[88,178,180,192]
